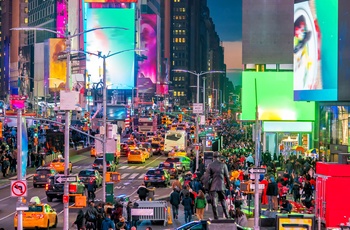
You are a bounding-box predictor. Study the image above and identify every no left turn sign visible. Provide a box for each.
[11,180,27,197]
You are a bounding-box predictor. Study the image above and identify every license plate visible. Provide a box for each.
[41,175,45,178]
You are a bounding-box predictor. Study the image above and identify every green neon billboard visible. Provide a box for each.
[242,71,315,121]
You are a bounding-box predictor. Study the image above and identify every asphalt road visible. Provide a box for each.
[0,151,174,230]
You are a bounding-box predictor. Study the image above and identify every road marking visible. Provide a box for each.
[119,166,128,169]
[8,173,34,180]
[120,173,130,179]
[137,174,145,179]
[129,173,139,179]
[135,166,145,169]
[128,166,136,169]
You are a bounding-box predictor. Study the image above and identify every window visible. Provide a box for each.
[24,7,28,13]
[24,18,28,24]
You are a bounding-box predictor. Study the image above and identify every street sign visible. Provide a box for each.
[248,167,267,174]
[193,103,203,114]
[11,180,27,197]
[55,175,77,184]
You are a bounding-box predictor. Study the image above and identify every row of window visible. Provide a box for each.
[173,46,186,51]
[172,60,187,66]
[28,5,55,23]
[173,76,185,81]
[173,29,186,35]
[173,22,186,28]
[173,0,182,2]
[173,16,186,20]
[173,91,185,97]
[174,8,186,12]
[173,38,186,43]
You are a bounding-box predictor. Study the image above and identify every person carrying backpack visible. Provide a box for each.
[101,213,115,230]
[85,201,98,230]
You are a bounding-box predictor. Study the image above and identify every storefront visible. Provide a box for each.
[263,121,313,157]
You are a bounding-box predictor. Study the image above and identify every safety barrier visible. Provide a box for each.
[131,201,168,226]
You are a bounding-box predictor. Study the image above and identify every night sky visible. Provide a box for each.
[207,0,242,42]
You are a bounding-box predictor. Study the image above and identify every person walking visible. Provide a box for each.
[147,183,156,201]
[137,183,148,201]
[266,176,278,211]
[2,157,9,177]
[181,193,193,223]
[202,152,230,219]
[87,180,96,202]
[85,201,98,230]
[194,190,207,220]
[101,213,115,230]
[72,209,85,230]
[170,188,181,219]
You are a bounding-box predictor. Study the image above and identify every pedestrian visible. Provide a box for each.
[10,155,17,173]
[181,193,193,223]
[72,209,85,230]
[266,176,278,211]
[126,201,133,227]
[235,206,248,227]
[194,190,207,220]
[146,183,156,201]
[2,157,10,177]
[131,202,139,228]
[101,213,115,230]
[201,152,230,219]
[87,180,96,202]
[85,201,98,230]
[115,216,126,230]
[170,188,181,219]
[137,183,148,201]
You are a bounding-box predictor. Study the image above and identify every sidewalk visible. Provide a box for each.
[0,148,90,189]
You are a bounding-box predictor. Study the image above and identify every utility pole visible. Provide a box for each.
[254,78,260,230]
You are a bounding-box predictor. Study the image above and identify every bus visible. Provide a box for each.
[164,130,187,154]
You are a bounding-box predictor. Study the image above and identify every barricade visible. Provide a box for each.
[131,201,168,226]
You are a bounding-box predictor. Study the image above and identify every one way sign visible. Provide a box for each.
[248,167,266,174]
[55,175,77,184]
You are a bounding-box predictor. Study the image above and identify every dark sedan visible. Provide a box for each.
[78,169,103,188]
[33,167,57,188]
[144,168,171,187]
[158,162,179,179]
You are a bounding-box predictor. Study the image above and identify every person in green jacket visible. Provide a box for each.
[194,190,207,220]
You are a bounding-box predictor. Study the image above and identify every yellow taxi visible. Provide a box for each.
[173,149,187,157]
[152,137,163,144]
[14,196,57,229]
[127,150,146,164]
[125,139,137,151]
[50,158,72,174]
[139,147,150,159]
[170,125,177,131]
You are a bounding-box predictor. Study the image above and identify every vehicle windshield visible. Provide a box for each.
[130,151,141,155]
[147,170,165,175]
[126,141,135,146]
[94,159,103,165]
[159,162,174,169]
[52,159,64,163]
[36,170,51,175]
[166,134,182,141]
[78,170,95,176]
[165,158,180,163]
[26,205,43,212]
[151,143,160,148]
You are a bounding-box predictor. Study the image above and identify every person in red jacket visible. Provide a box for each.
[260,175,269,205]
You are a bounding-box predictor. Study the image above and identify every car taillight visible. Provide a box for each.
[170,168,175,172]
[34,174,38,177]
[45,184,49,190]
[92,164,96,167]
[161,176,165,180]
[144,176,149,180]
[90,177,96,182]
[50,164,53,167]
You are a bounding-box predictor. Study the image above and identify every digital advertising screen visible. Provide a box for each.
[293,0,338,101]
[137,14,157,95]
[85,7,135,89]
[44,38,67,89]
[241,71,315,121]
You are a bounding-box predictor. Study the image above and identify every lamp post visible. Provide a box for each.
[11,26,127,230]
[172,69,224,171]
[72,49,143,202]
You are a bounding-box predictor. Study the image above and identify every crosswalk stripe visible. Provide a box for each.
[135,166,145,169]
[9,174,34,180]
[128,166,136,169]
[121,173,130,179]
[119,166,128,169]
[137,174,145,179]
[129,173,139,179]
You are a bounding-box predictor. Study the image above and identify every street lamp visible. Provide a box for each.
[172,69,224,171]
[11,26,127,230]
[71,49,143,203]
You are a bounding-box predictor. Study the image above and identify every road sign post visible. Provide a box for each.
[11,181,28,197]
[248,168,266,174]
[55,175,77,184]
[193,103,203,114]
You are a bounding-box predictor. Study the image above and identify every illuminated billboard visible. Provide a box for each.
[137,14,157,94]
[44,38,67,90]
[57,1,67,38]
[293,0,338,101]
[85,8,135,89]
[84,0,138,3]
[241,71,315,121]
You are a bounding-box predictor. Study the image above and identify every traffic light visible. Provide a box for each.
[33,128,38,146]
[178,114,183,123]
[190,126,195,137]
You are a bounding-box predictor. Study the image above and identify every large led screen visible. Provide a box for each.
[44,38,67,89]
[137,14,157,94]
[242,0,294,64]
[241,71,315,121]
[85,8,135,89]
[293,0,338,101]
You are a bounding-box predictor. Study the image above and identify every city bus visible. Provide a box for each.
[164,130,187,155]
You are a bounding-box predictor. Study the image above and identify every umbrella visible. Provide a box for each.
[308,148,318,154]
[292,145,305,153]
